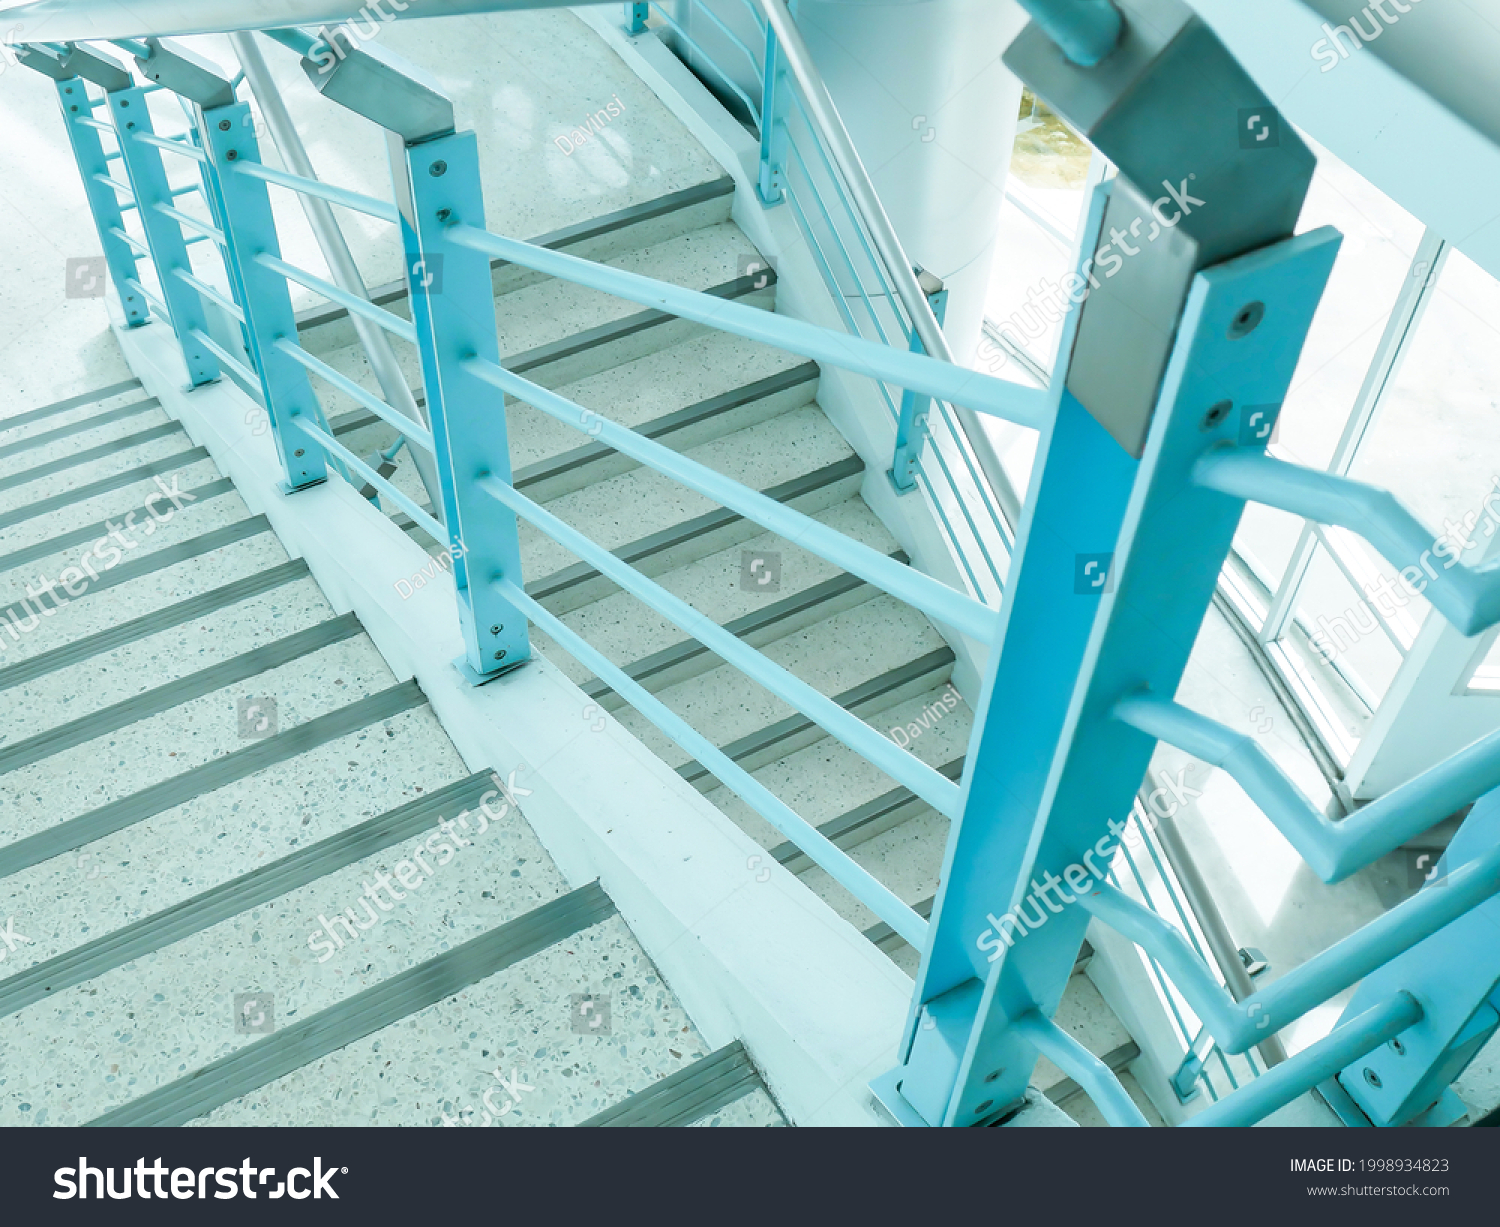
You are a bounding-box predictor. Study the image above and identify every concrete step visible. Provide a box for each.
[0,379,146,447]
[0,394,164,468]
[0,424,195,518]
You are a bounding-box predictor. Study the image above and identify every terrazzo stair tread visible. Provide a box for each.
[0,531,289,667]
[794,808,949,939]
[0,681,427,880]
[11,815,579,1128]
[0,454,218,547]
[0,558,312,697]
[1055,1068,1163,1127]
[508,348,819,503]
[551,498,901,698]
[569,550,908,707]
[636,615,952,786]
[1023,974,1139,1098]
[688,1087,786,1127]
[0,476,235,579]
[0,419,185,497]
[315,221,772,430]
[0,485,250,609]
[0,612,364,767]
[2,706,468,974]
[295,177,736,347]
[704,685,970,846]
[0,378,143,439]
[0,396,163,464]
[185,910,716,1127]
[0,431,197,517]
[0,772,498,1020]
[579,1040,765,1127]
[0,633,398,845]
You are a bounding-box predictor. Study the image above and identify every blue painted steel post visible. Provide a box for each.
[53,80,151,329]
[873,180,1342,1125]
[107,84,220,386]
[888,281,948,495]
[397,132,532,682]
[756,21,790,206]
[624,3,650,34]
[196,101,331,491]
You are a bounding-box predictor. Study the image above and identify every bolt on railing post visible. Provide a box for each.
[53,78,151,329]
[624,3,650,34]
[888,277,947,495]
[397,131,532,684]
[196,101,331,491]
[756,21,789,206]
[108,83,220,386]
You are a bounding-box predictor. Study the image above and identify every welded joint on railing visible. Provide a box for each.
[1195,448,1500,637]
[1009,1010,1149,1126]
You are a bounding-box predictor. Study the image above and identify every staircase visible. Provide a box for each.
[291,172,1155,1123]
[0,377,783,1127]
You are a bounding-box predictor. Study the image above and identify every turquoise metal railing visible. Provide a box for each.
[20,14,1500,1130]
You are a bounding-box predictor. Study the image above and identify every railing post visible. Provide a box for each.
[398,131,533,683]
[107,83,220,387]
[196,99,331,491]
[53,80,152,329]
[887,272,947,495]
[624,3,650,34]
[756,20,789,207]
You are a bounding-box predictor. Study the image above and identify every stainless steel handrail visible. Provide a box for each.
[753,0,1025,538]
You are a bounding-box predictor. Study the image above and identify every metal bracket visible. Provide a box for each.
[129,37,236,107]
[15,42,132,92]
[299,28,455,145]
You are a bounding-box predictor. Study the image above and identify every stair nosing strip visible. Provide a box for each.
[0,612,364,775]
[0,446,208,533]
[0,378,142,432]
[527,453,864,604]
[84,882,617,1127]
[0,680,426,881]
[0,396,162,463]
[678,644,956,787]
[294,176,737,333]
[514,362,819,493]
[771,755,965,867]
[0,558,310,694]
[0,771,499,1021]
[583,549,906,703]
[578,1040,762,1127]
[0,477,235,576]
[0,515,272,631]
[0,420,185,494]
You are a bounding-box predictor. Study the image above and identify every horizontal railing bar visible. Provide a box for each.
[154,201,225,245]
[232,160,401,224]
[295,418,443,539]
[92,172,135,202]
[171,267,244,322]
[446,224,1050,430]
[464,356,996,644]
[480,473,964,820]
[1010,1010,1149,1127]
[124,277,170,320]
[1080,840,1500,1052]
[1114,690,1500,883]
[132,130,208,162]
[263,26,321,57]
[75,116,116,134]
[1183,992,1421,1128]
[188,328,257,389]
[256,254,417,344]
[1196,448,1500,636]
[107,225,149,257]
[493,573,929,948]
[274,339,435,455]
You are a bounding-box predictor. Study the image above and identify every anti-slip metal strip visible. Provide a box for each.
[86,882,617,1127]
[0,446,208,533]
[578,1041,764,1127]
[0,396,162,463]
[0,419,185,494]
[0,378,142,433]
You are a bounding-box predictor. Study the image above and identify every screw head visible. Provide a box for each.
[984,1070,1003,1084]
[226,149,238,161]
[429,160,447,177]
[974,1099,994,1115]
[436,208,451,224]
[493,649,507,661]
[126,122,136,130]
[219,119,232,131]
[70,105,78,112]
[293,448,305,457]
[490,625,503,635]
[1389,1038,1406,1056]
[119,98,129,107]
[1228,301,1265,339]
[1363,1067,1383,1089]
[1200,400,1233,431]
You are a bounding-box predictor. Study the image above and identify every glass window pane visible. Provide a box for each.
[1291,543,1406,710]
